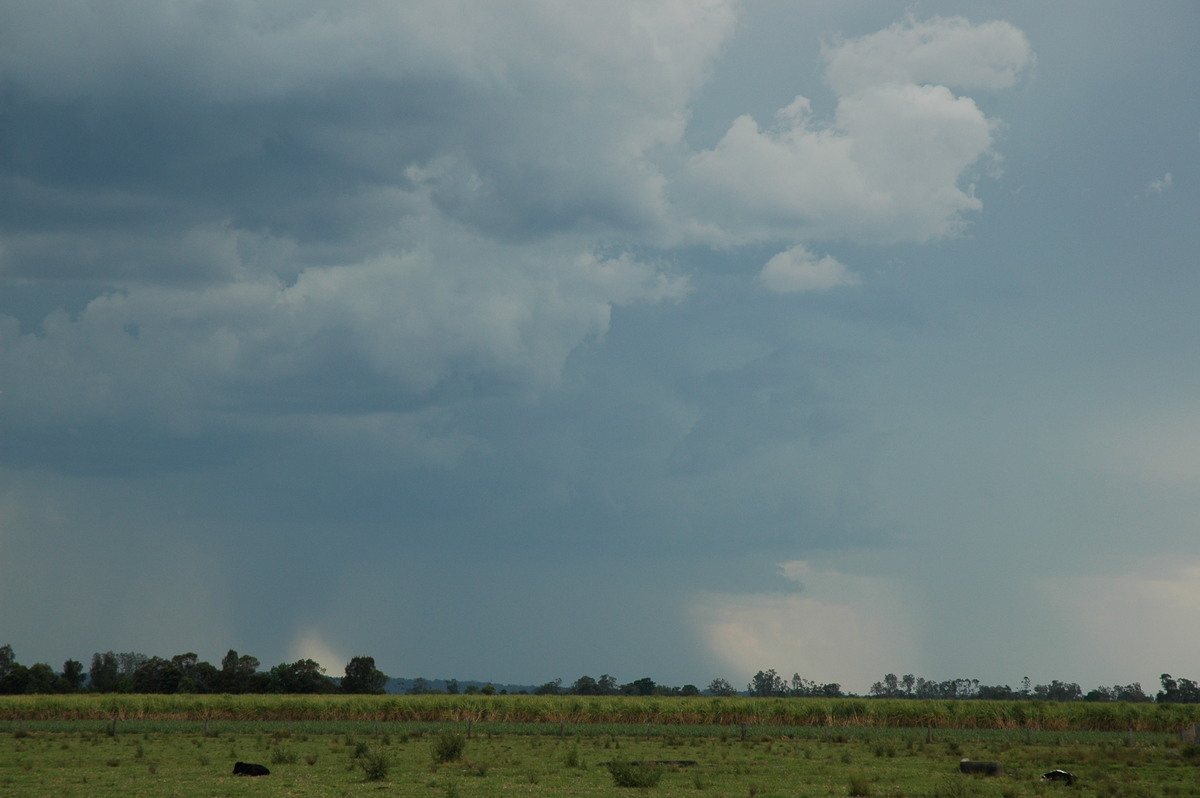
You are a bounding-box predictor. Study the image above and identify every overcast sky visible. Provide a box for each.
[2,0,1198,695]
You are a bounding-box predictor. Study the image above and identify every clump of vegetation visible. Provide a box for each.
[848,772,873,796]
[360,751,391,782]
[606,760,664,788]
[432,732,466,764]
[270,748,298,764]
[930,775,974,798]
[563,743,582,768]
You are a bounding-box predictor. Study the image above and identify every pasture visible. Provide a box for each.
[2,696,1199,797]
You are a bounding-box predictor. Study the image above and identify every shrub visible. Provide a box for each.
[606,761,664,788]
[270,748,298,765]
[848,773,872,797]
[432,732,466,764]
[564,743,581,768]
[360,752,391,782]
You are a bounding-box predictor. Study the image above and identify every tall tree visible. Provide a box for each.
[342,656,388,694]
[707,678,736,697]
[62,659,85,692]
[268,659,335,693]
[748,669,785,697]
[0,644,14,680]
[89,652,119,692]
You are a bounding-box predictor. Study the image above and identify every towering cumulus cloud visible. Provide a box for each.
[679,15,1033,272]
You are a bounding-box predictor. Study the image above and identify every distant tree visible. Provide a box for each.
[1034,680,1082,702]
[707,678,736,697]
[534,678,563,695]
[788,674,842,698]
[598,674,619,695]
[622,677,657,696]
[268,659,335,693]
[1157,674,1200,703]
[446,678,460,695]
[0,664,30,694]
[572,675,600,695]
[62,659,85,692]
[1115,683,1151,703]
[218,650,264,693]
[89,652,119,692]
[680,684,701,696]
[116,652,148,681]
[408,677,434,695]
[342,656,388,694]
[0,644,14,680]
[748,669,786,697]
[26,662,63,693]
[977,683,1016,700]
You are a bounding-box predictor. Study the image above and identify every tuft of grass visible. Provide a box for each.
[432,732,466,764]
[564,742,581,768]
[606,760,664,788]
[360,751,391,782]
[270,748,299,764]
[848,772,873,797]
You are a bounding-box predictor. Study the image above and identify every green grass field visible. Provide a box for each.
[2,696,1199,796]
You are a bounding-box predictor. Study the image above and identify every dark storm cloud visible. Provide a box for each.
[3,1,1197,693]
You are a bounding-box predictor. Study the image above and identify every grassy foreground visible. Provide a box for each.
[2,696,1200,796]
[2,722,1199,798]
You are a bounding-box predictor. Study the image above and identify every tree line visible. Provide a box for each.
[4,644,1199,704]
[0,645,387,695]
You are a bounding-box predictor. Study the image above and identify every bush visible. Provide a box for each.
[270,749,298,765]
[360,752,391,782]
[606,761,664,788]
[432,732,466,764]
[848,773,872,797]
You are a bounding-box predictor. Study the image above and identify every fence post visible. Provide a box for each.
[740,722,748,742]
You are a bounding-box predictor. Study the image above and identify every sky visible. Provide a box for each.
[1,0,1198,695]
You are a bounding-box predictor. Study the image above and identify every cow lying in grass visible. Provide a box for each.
[233,761,270,776]
[1042,769,1076,785]
[959,758,1004,776]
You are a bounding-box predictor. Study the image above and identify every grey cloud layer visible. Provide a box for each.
[1,7,1029,451]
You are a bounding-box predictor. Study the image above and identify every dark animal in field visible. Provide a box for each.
[959,758,1004,776]
[233,761,270,776]
[1042,769,1076,785]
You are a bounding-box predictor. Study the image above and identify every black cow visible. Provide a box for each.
[233,761,270,776]
[1041,769,1076,785]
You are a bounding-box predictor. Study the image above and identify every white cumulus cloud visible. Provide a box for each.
[759,245,859,293]
[676,15,1031,247]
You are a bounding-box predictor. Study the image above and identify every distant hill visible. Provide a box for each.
[385,677,539,695]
